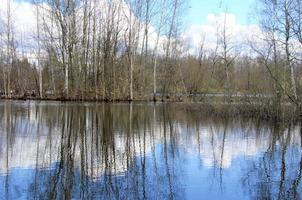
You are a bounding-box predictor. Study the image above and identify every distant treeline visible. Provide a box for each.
[0,0,302,107]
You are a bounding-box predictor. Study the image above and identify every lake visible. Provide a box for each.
[0,101,301,200]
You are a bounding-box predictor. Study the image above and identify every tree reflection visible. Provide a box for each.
[0,101,301,199]
[242,120,302,200]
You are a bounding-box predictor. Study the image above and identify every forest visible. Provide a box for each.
[0,0,301,108]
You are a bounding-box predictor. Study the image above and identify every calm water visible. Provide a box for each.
[0,101,301,200]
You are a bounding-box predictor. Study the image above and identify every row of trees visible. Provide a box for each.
[254,0,302,107]
[0,0,185,101]
[0,0,301,106]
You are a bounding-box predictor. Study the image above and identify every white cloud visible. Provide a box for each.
[0,0,39,62]
[0,1,264,59]
[182,12,263,56]
[0,0,165,55]
[0,0,36,41]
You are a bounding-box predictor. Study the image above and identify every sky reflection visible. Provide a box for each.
[0,101,301,200]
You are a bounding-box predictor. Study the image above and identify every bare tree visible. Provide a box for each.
[152,0,166,100]
[161,0,182,99]
[255,0,300,106]
[124,0,141,101]
[216,12,236,102]
[34,1,43,98]
[5,0,13,98]
[280,0,297,101]
[45,0,78,98]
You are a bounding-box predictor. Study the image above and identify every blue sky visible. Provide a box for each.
[15,0,256,25]
[1,0,261,55]
[187,0,256,25]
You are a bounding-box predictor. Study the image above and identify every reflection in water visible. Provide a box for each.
[0,101,301,200]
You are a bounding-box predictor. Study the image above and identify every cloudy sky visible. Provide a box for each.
[0,0,260,55]
[188,0,256,25]
[183,0,260,54]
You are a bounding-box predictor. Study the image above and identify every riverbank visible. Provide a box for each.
[1,96,300,123]
[0,92,281,102]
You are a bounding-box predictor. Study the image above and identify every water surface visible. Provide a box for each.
[0,101,301,200]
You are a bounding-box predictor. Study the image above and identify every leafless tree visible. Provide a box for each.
[254,0,300,107]
[34,0,43,98]
[215,12,236,102]
[4,0,14,98]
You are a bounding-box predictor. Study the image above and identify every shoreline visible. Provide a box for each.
[1,96,300,122]
[0,93,281,103]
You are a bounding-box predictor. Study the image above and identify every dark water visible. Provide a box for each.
[0,101,301,200]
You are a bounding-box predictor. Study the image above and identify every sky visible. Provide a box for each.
[0,0,261,56]
[182,0,261,54]
[187,0,256,25]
